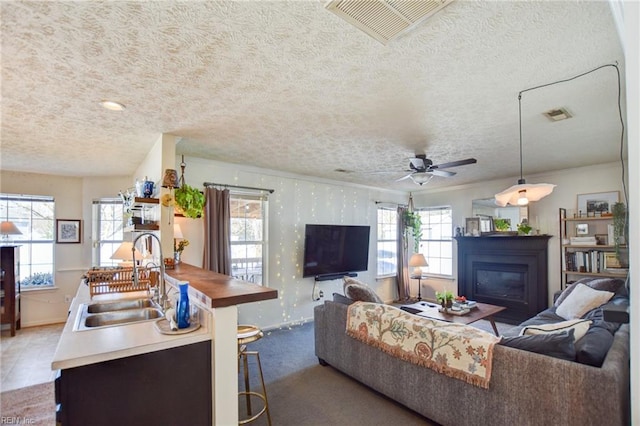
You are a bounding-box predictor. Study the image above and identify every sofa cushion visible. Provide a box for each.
[343,277,383,303]
[554,277,624,307]
[556,283,614,320]
[500,329,576,361]
[575,326,615,367]
[520,319,592,341]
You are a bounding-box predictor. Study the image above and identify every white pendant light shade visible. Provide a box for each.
[495,181,556,207]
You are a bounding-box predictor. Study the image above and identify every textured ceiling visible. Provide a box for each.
[1,1,626,191]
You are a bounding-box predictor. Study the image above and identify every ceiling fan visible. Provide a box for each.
[397,155,477,185]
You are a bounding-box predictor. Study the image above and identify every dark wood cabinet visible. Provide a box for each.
[1,245,21,336]
[55,341,212,425]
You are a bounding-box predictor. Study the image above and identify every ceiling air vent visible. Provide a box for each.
[543,107,572,122]
[325,0,454,45]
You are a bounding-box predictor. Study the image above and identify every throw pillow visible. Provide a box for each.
[554,278,623,307]
[520,319,592,341]
[556,283,614,320]
[500,329,576,361]
[343,278,383,304]
[332,292,354,305]
[574,326,615,367]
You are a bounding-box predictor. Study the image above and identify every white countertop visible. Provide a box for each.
[51,282,211,370]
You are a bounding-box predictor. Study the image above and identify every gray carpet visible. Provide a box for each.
[241,321,436,425]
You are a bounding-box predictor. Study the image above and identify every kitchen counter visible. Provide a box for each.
[52,263,278,425]
[51,284,211,370]
[164,262,278,308]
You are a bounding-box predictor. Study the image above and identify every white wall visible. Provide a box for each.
[173,156,406,329]
[1,171,131,326]
[411,162,625,304]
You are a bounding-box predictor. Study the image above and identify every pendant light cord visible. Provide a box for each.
[517,63,626,205]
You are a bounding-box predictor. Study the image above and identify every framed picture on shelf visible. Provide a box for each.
[576,191,619,217]
[603,252,623,269]
[595,234,608,245]
[576,223,589,235]
[56,219,81,243]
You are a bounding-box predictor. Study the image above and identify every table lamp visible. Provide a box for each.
[1,221,22,245]
[409,253,428,301]
[110,241,143,267]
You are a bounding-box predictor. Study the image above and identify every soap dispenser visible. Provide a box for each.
[176,282,191,329]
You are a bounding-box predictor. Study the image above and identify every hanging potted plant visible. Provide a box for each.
[174,183,205,219]
[612,201,627,259]
[404,211,422,252]
[173,156,205,219]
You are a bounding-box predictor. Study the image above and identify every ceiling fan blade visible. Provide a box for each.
[430,169,456,177]
[431,158,477,169]
[396,173,414,182]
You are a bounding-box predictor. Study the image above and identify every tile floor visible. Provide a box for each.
[1,323,65,392]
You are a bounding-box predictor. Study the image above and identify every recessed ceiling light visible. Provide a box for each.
[100,100,126,111]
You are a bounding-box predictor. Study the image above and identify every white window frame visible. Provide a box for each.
[229,193,268,285]
[91,198,125,267]
[376,206,398,277]
[0,194,55,288]
[417,206,453,277]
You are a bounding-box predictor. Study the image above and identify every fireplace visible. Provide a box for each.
[456,235,551,324]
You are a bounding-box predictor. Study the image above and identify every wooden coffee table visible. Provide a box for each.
[401,301,506,336]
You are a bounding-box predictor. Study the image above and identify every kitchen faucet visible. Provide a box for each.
[131,232,169,311]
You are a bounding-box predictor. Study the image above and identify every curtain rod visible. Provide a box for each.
[375,201,407,207]
[203,182,275,194]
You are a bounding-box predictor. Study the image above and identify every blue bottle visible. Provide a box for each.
[176,282,191,329]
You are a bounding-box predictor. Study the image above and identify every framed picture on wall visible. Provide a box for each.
[576,191,619,217]
[56,219,81,243]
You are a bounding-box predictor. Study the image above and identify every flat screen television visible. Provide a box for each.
[302,224,370,279]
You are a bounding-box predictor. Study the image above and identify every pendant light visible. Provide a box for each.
[495,93,556,207]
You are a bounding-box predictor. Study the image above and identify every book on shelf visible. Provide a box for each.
[564,249,608,273]
[569,236,597,245]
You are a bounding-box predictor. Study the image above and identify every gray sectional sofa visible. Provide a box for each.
[314,280,630,426]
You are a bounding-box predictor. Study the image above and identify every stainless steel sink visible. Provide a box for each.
[83,308,163,328]
[87,298,158,313]
[74,298,164,331]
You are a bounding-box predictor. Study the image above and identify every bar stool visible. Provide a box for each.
[237,325,272,425]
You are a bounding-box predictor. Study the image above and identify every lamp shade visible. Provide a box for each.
[110,241,142,261]
[410,173,433,186]
[0,221,22,236]
[174,224,184,239]
[161,169,180,189]
[409,253,428,267]
[495,182,556,207]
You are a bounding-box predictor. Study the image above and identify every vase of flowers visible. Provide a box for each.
[174,239,189,264]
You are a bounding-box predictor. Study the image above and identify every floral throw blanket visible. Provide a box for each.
[346,302,500,389]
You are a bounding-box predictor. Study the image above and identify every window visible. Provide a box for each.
[417,207,453,276]
[92,199,125,266]
[0,194,55,288]
[377,207,398,276]
[230,194,267,285]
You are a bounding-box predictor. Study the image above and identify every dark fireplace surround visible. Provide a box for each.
[456,235,551,324]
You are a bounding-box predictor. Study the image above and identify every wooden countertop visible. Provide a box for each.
[165,262,278,308]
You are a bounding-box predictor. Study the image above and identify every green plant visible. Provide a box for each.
[517,222,532,235]
[435,290,454,305]
[404,211,422,252]
[612,202,627,259]
[174,239,190,254]
[493,218,511,232]
[174,184,205,219]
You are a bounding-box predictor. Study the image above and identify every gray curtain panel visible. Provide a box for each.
[203,187,232,275]
[396,205,410,301]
